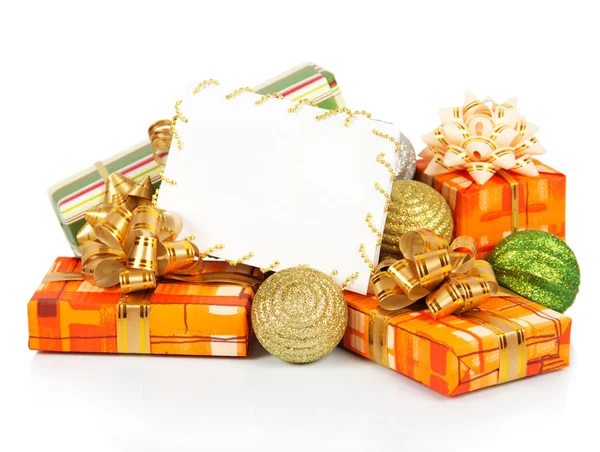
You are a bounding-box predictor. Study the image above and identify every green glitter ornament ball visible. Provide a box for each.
[488,231,580,313]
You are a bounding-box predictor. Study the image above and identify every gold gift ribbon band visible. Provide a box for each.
[427,166,522,234]
[117,290,152,354]
[496,169,519,233]
[368,306,414,367]
[461,309,527,383]
[369,305,527,384]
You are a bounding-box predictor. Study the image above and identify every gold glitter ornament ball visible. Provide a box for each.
[488,231,580,313]
[380,180,454,261]
[251,266,348,363]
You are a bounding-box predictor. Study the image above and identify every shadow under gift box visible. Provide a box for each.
[28,258,263,357]
[49,62,345,255]
[415,159,566,259]
[343,292,571,396]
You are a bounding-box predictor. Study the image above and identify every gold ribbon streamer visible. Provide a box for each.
[371,229,499,319]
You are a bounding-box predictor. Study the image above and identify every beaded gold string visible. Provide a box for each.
[255,93,284,105]
[170,79,220,152]
[225,87,253,99]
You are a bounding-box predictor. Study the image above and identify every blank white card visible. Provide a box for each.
[158,83,400,294]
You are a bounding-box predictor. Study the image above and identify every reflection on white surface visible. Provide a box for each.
[27,343,577,451]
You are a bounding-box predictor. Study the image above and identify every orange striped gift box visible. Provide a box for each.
[415,159,566,259]
[343,292,571,396]
[28,257,263,357]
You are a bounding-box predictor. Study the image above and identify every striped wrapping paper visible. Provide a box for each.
[343,292,571,396]
[28,257,263,357]
[49,63,346,254]
[415,159,566,259]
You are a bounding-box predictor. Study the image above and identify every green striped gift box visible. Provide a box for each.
[49,63,345,255]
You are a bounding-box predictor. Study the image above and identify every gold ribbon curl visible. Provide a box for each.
[371,229,498,319]
[148,119,173,166]
[74,166,205,293]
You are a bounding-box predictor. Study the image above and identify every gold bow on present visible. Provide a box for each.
[74,165,204,293]
[371,229,498,319]
[420,92,547,185]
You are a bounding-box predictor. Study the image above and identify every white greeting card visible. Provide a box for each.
[158,82,400,294]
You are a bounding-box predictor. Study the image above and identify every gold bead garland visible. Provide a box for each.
[200,244,225,258]
[260,260,281,274]
[226,251,255,266]
[193,79,220,95]
[225,86,253,99]
[288,99,317,113]
[255,93,284,105]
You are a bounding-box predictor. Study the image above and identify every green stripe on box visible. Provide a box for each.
[318,69,336,85]
[49,143,154,204]
[316,97,339,110]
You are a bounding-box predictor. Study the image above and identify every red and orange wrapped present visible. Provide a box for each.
[343,293,571,396]
[416,92,566,259]
[28,257,261,356]
[347,228,571,396]
[29,162,264,357]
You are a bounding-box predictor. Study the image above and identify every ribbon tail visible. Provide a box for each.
[43,272,84,283]
[164,272,263,292]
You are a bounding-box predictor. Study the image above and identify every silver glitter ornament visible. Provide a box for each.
[395,132,416,180]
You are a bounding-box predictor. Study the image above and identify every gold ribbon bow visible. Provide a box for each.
[74,165,204,293]
[371,229,498,319]
[420,92,547,185]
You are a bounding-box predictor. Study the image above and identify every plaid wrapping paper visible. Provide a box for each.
[49,62,345,255]
[28,257,263,357]
[343,292,571,396]
[415,159,566,259]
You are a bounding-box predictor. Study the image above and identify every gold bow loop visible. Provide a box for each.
[371,229,498,319]
[148,119,173,166]
[76,165,203,293]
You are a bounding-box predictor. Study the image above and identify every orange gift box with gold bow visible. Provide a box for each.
[28,257,261,356]
[30,156,264,356]
[343,228,571,396]
[415,93,566,259]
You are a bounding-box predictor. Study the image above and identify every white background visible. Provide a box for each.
[1,1,598,451]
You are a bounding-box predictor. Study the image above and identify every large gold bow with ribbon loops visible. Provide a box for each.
[420,92,546,185]
[74,164,204,293]
[371,229,498,319]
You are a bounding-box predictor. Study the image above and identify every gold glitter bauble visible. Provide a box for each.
[251,266,348,363]
[380,180,453,261]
